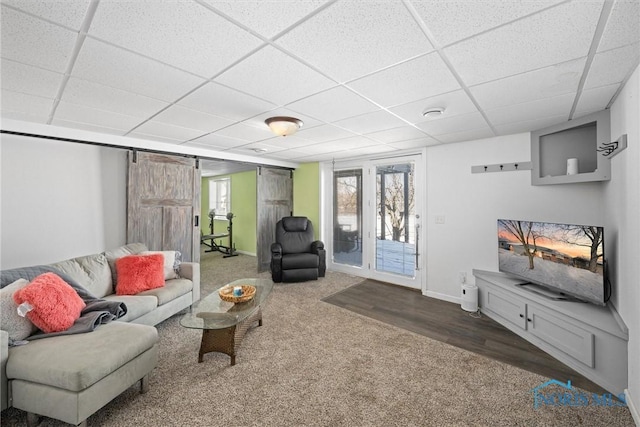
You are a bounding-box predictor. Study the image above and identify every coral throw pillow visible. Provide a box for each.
[115,253,165,295]
[13,273,86,333]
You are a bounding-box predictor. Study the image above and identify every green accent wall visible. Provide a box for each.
[293,162,320,240]
[201,162,320,252]
[201,170,257,255]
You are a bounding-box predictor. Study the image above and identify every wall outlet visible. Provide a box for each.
[459,272,467,284]
[435,215,446,224]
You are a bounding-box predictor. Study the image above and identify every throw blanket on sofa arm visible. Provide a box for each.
[0,265,127,341]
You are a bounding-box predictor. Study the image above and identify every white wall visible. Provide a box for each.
[425,133,606,302]
[0,134,127,269]
[605,65,640,418]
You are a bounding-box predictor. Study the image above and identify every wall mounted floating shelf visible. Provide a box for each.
[471,161,532,174]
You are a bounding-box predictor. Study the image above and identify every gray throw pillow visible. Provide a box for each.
[0,278,37,341]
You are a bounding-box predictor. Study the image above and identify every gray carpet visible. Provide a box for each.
[1,251,634,426]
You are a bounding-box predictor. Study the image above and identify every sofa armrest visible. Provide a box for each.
[311,240,324,254]
[1,330,9,410]
[271,243,282,256]
[179,262,200,304]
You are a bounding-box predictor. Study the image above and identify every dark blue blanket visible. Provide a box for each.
[1,265,127,342]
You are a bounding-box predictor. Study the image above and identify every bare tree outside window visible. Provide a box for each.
[377,164,414,242]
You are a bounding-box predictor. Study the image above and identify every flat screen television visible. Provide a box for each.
[497,219,607,306]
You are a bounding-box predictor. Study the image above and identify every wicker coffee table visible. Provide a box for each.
[180,278,273,366]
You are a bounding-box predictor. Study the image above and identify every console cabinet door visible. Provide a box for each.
[484,287,527,330]
[527,304,595,368]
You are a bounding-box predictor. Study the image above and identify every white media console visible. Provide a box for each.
[473,269,628,396]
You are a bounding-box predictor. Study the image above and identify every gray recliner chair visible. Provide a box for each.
[270,217,326,283]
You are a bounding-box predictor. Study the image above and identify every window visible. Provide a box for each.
[209,177,230,216]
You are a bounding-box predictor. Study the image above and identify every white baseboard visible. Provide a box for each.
[626,388,640,427]
[424,290,460,305]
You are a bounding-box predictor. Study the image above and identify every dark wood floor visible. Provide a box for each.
[323,279,607,394]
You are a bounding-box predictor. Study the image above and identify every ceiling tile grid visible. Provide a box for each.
[1,0,639,169]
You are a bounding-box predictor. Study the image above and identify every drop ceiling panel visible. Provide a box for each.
[188,133,248,149]
[73,38,206,102]
[494,114,567,136]
[575,83,620,115]
[51,118,127,136]
[202,0,329,39]
[62,77,168,118]
[2,0,92,30]
[213,122,272,142]
[390,90,478,124]
[316,136,380,151]
[584,43,640,89]
[250,135,319,150]
[444,1,603,85]
[335,144,398,158]
[276,1,433,82]
[287,86,379,123]
[1,90,53,122]
[485,93,573,126]
[411,0,565,46]
[388,137,439,150]
[366,126,430,144]
[55,101,143,131]
[1,7,78,73]
[0,60,63,98]
[417,111,488,136]
[347,52,460,107]
[153,105,234,133]
[88,0,263,77]
[597,0,640,52]
[436,127,494,144]
[295,124,357,143]
[216,46,336,106]
[178,82,276,121]
[334,110,408,135]
[469,58,586,110]
[132,121,206,141]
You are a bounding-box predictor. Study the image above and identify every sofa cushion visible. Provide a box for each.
[13,273,86,334]
[6,322,158,392]
[104,243,148,286]
[102,295,157,322]
[50,253,113,298]
[138,278,192,306]
[0,279,37,341]
[115,254,165,296]
[141,250,181,280]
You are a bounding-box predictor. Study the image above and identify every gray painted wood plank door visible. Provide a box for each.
[127,152,201,262]
[257,167,292,272]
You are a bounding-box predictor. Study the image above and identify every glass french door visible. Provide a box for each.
[329,155,423,289]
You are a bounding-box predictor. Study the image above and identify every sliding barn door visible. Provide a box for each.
[127,152,201,262]
[256,167,293,272]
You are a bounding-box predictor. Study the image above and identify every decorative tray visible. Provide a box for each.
[218,284,256,303]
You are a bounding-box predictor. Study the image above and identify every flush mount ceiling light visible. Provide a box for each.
[265,116,303,137]
[422,107,445,118]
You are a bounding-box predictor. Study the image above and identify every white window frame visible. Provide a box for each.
[208,177,230,217]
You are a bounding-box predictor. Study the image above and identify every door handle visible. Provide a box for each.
[415,223,420,270]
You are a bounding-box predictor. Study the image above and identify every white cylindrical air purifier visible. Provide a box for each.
[461,284,478,312]
[566,158,579,175]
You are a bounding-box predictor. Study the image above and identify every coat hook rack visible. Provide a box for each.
[471,161,532,174]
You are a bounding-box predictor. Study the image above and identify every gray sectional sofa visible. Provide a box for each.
[0,243,200,426]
